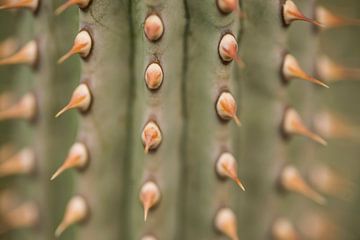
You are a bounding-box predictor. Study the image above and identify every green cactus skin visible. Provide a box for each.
[311,0,360,239]
[177,1,243,239]
[74,0,132,239]
[125,0,185,239]
[0,1,78,240]
[33,1,79,240]
[0,10,36,240]
[1,0,360,239]
[237,1,286,239]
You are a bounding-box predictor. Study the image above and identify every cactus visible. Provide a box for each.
[1,0,360,239]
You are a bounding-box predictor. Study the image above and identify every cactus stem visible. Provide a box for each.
[316,6,360,29]
[144,14,164,42]
[214,208,239,240]
[0,93,37,121]
[272,218,299,240]
[145,62,164,90]
[0,148,35,177]
[0,0,39,12]
[55,83,92,118]
[216,91,241,126]
[317,56,360,82]
[280,165,326,205]
[0,202,39,234]
[50,142,88,181]
[58,30,92,64]
[218,33,245,68]
[216,152,245,191]
[141,121,162,154]
[55,196,89,238]
[139,181,161,222]
[282,107,327,146]
[282,54,329,88]
[282,0,323,27]
[0,40,38,66]
[54,0,91,15]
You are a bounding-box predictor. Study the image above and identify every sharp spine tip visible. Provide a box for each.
[55,83,91,118]
[283,54,328,88]
[283,108,327,146]
[216,152,246,191]
[215,208,239,240]
[281,165,326,205]
[58,30,92,64]
[283,0,323,27]
[0,0,39,12]
[55,195,89,237]
[216,91,241,126]
[139,181,161,222]
[141,121,162,153]
[0,148,36,178]
[51,142,88,181]
[0,40,37,67]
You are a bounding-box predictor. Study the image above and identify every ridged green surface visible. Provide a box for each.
[127,0,185,239]
[0,0,360,239]
[75,0,131,239]
[34,1,78,239]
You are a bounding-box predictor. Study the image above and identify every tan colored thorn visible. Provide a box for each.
[0,93,37,121]
[0,0,39,12]
[314,111,357,139]
[216,91,241,126]
[316,6,360,29]
[0,144,15,162]
[317,56,360,82]
[141,121,162,154]
[0,202,39,234]
[215,208,239,240]
[309,165,353,199]
[55,83,92,118]
[51,142,88,181]
[141,235,157,240]
[145,62,163,90]
[280,165,326,205]
[282,54,328,88]
[58,30,92,64]
[216,152,245,191]
[139,181,161,222]
[217,0,237,14]
[0,148,35,178]
[0,40,37,66]
[0,92,15,110]
[55,195,89,237]
[144,14,164,42]
[272,217,299,240]
[0,190,19,211]
[218,33,245,68]
[282,0,323,27]
[299,213,339,240]
[54,0,91,15]
[0,38,17,58]
[283,108,327,146]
